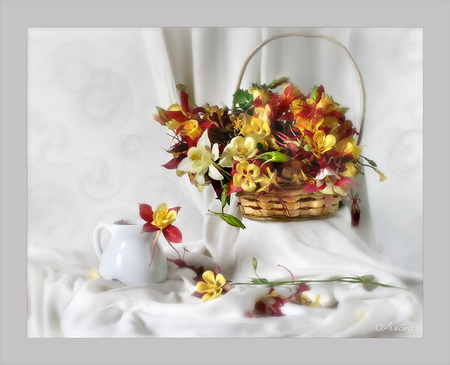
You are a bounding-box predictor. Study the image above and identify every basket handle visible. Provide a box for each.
[233,32,365,144]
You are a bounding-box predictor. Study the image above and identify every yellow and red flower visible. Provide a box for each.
[139,202,182,266]
[193,263,233,301]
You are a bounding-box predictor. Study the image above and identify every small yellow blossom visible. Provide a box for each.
[340,161,359,179]
[316,93,338,115]
[281,161,308,185]
[248,86,270,105]
[152,203,178,230]
[196,270,226,301]
[333,137,364,159]
[240,116,271,138]
[233,161,261,192]
[180,119,203,140]
[257,167,279,193]
[254,105,272,124]
[305,130,336,158]
[224,136,260,162]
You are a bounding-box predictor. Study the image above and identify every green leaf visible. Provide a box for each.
[267,77,290,90]
[311,85,319,101]
[207,210,246,229]
[233,89,253,105]
[359,274,375,282]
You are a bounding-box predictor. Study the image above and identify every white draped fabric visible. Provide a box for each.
[28,27,423,338]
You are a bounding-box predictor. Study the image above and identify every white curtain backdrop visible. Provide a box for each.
[27,27,423,338]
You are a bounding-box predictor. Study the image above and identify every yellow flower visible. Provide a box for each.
[257,167,279,193]
[305,130,336,158]
[281,82,303,99]
[233,161,261,192]
[340,161,359,179]
[248,86,270,105]
[333,137,364,159]
[152,203,178,230]
[316,93,338,115]
[228,114,244,133]
[196,270,226,301]
[281,161,308,185]
[290,98,304,117]
[224,136,260,162]
[240,115,271,138]
[180,119,203,140]
[166,119,183,132]
[254,104,272,124]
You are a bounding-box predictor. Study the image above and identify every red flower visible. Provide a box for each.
[139,203,183,266]
[351,193,361,229]
[253,287,289,317]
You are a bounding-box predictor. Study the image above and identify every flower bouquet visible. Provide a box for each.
[153,34,385,228]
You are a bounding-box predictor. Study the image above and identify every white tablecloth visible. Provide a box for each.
[27,27,423,338]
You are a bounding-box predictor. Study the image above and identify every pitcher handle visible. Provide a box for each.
[93,223,112,260]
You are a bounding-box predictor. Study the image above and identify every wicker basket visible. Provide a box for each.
[233,33,365,221]
[237,188,341,221]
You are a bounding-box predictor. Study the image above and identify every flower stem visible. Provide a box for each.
[231,277,407,290]
[149,230,162,266]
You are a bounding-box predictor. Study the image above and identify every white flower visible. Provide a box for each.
[177,130,223,185]
[315,166,337,181]
[223,136,259,163]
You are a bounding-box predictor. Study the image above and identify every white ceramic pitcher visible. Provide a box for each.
[93,219,168,285]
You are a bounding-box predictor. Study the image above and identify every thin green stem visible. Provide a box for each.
[231,277,406,290]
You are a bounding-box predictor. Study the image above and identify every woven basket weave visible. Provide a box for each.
[237,188,341,220]
[233,33,364,221]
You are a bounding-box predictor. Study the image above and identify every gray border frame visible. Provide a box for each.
[1,1,449,364]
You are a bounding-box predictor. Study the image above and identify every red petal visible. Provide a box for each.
[142,222,159,233]
[211,263,222,275]
[254,301,267,314]
[163,224,182,243]
[162,157,183,170]
[193,291,205,299]
[139,203,154,222]
[267,303,284,317]
[180,90,190,113]
[226,180,243,196]
[297,283,310,293]
[169,206,181,214]
[164,110,187,123]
